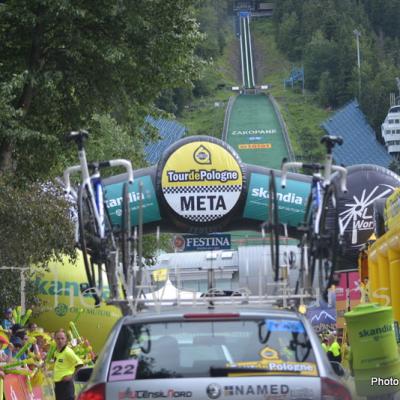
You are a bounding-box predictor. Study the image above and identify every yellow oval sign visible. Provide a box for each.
[161,141,243,223]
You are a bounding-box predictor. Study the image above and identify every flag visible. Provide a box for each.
[152,268,168,282]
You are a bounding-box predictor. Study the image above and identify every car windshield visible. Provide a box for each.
[109,317,318,380]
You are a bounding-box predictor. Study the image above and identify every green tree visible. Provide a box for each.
[317,71,335,108]
[360,61,398,135]
[303,31,337,91]
[276,12,302,61]
[362,0,400,39]
[0,0,202,178]
[273,0,400,129]
[0,179,76,310]
[0,1,203,308]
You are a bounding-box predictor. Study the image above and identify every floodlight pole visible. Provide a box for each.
[353,29,361,99]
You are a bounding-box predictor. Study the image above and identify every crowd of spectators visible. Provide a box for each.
[319,330,351,376]
[0,306,96,399]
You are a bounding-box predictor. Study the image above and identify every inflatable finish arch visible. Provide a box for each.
[103,136,400,266]
[104,136,311,236]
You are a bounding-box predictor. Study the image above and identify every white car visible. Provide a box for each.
[76,303,351,400]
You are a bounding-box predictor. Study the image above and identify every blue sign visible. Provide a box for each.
[174,234,231,252]
[306,304,336,334]
[266,319,305,333]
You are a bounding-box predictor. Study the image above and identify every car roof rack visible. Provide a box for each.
[107,285,317,315]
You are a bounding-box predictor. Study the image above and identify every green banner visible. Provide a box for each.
[104,175,161,228]
[243,172,311,226]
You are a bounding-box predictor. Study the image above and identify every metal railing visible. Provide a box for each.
[222,96,235,141]
[269,94,296,162]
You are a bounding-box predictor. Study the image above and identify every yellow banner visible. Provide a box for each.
[238,143,272,149]
[152,268,168,282]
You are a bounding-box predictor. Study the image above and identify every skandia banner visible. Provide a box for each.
[173,233,231,252]
[243,172,310,226]
[159,137,244,225]
[105,175,161,227]
[33,253,122,353]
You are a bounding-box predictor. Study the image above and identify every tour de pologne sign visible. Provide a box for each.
[160,141,243,223]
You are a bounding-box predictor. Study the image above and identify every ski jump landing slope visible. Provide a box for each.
[225,93,289,170]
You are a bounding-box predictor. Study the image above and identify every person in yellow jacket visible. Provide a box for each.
[360,276,370,303]
[320,334,328,352]
[341,339,351,371]
[327,332,341,363]
[53,329,83,400]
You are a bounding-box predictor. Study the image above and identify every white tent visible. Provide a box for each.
[144,279,202,301]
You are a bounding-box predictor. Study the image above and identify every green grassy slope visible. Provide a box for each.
[179,17,332,162]
[252,19,332,161]
[226,94,289,169]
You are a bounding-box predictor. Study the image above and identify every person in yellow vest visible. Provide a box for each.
[359,276,370,303]
[326,332,343,376]
[327,332,341,363]
[53,328,83,400]
[341,338,351,372]
[320,334,328,352]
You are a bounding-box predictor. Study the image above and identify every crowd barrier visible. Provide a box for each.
[2,373,54,400]
[0,308,94,400]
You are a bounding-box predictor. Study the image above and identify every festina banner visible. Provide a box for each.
[173,234,231,252]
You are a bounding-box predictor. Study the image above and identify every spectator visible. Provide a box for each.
[327,332,341,363]
[27,322,38,333]
[10,336,27,360]
[0,348,8,363]
[0,335,11,362]
[53,328,83,400]
[341,337,351,371]
[326,332,343,376]
[11,323,26,340]
[320,334,328,352]
[22,332,33,353]
[360,277,370,303]
[32,329,51,359]
[1,308,14,332]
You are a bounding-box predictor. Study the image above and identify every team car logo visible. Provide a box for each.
[206,383,222,399]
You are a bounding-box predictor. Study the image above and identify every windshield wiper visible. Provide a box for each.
[209,366,301,377]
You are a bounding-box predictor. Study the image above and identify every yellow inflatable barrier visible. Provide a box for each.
[368,208,400,324]
[384,187,400,231]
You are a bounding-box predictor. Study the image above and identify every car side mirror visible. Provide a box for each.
[75,366,93,383]
[330,361,345,377]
